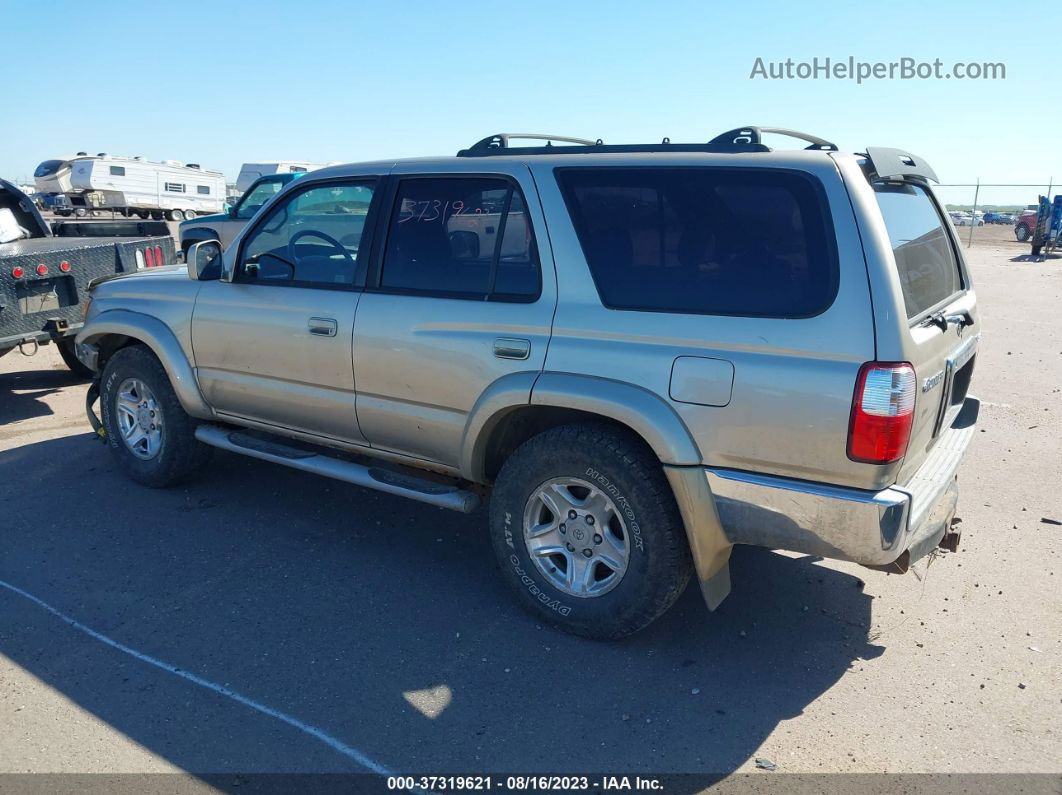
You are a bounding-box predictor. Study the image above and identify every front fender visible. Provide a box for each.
[76,309,213,420]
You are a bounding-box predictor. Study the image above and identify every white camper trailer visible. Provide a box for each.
[235,161,325,193]
[33,157,79,195]
[61,155,226,220]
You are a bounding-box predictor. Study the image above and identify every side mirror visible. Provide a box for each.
[186,240,223,281]
[448,230,480,260]
[228,205,239,219]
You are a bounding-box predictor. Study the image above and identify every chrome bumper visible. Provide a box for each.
[707,397,978,567]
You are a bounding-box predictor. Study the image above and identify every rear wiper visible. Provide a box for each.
[921,310,972,332]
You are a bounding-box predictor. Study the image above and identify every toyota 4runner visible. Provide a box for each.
[75,127,979,639]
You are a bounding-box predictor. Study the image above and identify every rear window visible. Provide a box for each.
[873,183,963,319]
[557,168,837,317]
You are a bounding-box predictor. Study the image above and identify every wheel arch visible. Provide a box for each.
[179,226,221,255]
[77,310,212,419]
[465,371,732,611]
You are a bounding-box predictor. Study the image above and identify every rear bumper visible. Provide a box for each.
[707,397,978,567]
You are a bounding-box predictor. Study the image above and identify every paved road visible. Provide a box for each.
[0,241,1058,780]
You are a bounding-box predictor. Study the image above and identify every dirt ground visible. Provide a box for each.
[0,238,1059,783]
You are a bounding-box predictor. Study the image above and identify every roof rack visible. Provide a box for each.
[456,127,839,157]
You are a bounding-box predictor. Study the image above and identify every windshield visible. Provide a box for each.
[874,182,963,320]
[33,160,65,178]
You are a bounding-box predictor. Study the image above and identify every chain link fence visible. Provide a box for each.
[935,180,1055,249]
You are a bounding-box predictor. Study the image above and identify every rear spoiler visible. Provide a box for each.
[864,147,939,183]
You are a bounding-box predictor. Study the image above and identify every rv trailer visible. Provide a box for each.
[235,161,325,192]
[48,154,226,220]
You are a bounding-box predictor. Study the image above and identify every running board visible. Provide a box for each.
[193,424,481,513]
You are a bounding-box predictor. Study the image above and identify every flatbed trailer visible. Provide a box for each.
[0,178,174,375]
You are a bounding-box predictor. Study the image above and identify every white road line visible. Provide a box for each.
[0,578,395,776]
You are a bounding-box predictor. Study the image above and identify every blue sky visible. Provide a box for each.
[4,0,1059,205]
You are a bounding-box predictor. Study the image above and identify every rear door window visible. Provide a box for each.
[556,168,837,317]
[873,183,963,319]
[380,177,540,300]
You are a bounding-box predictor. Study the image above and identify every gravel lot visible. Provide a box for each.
[0,234,1059,782]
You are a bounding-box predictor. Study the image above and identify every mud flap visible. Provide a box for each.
[86,379,106,441]
[663,465,733,611]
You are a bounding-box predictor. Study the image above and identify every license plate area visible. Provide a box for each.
[15,277,76,315]
[933,334,979,437]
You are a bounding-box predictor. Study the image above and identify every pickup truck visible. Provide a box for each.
[75,129,979,639]
[0,179,175,375]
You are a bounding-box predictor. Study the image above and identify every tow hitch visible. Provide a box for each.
[939,516,962,553]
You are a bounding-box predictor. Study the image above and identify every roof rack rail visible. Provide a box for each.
[457,133,602,156]
[707,126,838,152]
[456,127,839,157]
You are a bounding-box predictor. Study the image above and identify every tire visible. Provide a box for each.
[56,338,94,379]
[1016,224,1030,242]
[151,211,163,221]
[74,208,88,218]
[168,209,185,221]
[100,345,212,487]
[184,210,195,219]
[489,423,693,639]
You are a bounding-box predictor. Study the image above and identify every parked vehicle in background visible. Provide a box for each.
[952,212,983,226]
[1015,209,1039,241]
[983,211,1014,224]
[0,179,174,376]
[178,172,304,257]
[235,161,325,193]
[36,154,226,221]
[1029,194,1062,257]
[77,128,979,639]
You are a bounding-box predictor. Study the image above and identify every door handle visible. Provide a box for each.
[308,317,337,337]
[493,337,530,360]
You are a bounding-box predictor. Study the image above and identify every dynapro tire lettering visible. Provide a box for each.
[509,554,571,616]
[504,510,515,549]
[584,467,645,551]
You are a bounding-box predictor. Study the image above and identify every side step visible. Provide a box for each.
[193,424,481,513]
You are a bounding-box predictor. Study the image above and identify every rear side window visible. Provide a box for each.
[557,168,836,317]
[381,177,540,300]
[873,183,963,319]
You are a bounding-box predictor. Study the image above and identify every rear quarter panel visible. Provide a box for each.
[530,153,881,489]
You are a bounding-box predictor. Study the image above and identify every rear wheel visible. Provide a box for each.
[1016,224,1031,242]
[100,345,212,487]
[74,208,88,218]
[56,338,93,379]
[168,209,185,221]
[489,423,692,639]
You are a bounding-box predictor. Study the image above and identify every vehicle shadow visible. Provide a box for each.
[0,365,88,424]
[0,437,883,785]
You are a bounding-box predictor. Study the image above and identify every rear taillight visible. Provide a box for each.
[847,362,916,464]
[145,247,155,268]
[155,245,164,266]
[59,260,71,273]
[11,265,25,279]
[36,263,48,276]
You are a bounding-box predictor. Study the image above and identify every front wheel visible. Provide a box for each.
[489,423,693,639]
[100,345,212,487]
[1016,224,1031,242]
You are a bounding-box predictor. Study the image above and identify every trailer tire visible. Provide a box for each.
[74,208,88,218]
[168,209,185,221]
[57,338,94,379]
